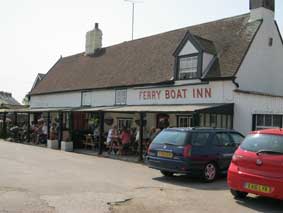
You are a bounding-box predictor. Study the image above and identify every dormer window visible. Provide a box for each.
[178,54,198,80]
[173,31,216,81]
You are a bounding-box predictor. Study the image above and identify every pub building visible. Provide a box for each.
[1,0,283,160]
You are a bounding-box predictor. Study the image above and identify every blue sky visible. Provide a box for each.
[0,0,282,102]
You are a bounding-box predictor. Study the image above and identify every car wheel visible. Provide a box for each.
[160,170,174,177]
[230,189,248,199]
[203,162,217,182]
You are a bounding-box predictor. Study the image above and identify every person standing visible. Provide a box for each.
[106,125,118,154]
[119,127,131,155]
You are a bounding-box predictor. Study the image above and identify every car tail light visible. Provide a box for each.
[183,144,192,158]
[147,143,152,155]
[232,154,242,165]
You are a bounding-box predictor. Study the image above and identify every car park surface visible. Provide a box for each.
[0,139,282,213]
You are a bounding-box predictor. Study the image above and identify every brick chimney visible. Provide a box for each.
[85,23,103,56]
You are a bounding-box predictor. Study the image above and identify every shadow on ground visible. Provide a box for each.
[236,196,283,213]
[153,174,228,191]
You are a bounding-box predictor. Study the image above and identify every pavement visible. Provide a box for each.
[0,140,282,213]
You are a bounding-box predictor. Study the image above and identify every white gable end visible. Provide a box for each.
[236,19,283,96]
[178,40,199,56]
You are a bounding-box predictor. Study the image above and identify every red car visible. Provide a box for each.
[228,129,283,200]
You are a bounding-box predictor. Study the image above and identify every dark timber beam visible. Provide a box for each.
[99,111,104,155]
[138,112,145,161]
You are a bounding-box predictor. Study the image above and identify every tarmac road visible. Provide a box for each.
[0,140,282,213]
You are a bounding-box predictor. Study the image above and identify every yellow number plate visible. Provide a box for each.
[157,151,173,158]
[244,183,272,193]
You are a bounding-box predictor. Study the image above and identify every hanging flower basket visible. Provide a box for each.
[104,118,114,126]
[135,119,147,126]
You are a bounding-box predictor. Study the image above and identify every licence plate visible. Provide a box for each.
[157,151,173,158]
[244,183,272,193]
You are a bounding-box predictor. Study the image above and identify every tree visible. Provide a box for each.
[22,95,29,106]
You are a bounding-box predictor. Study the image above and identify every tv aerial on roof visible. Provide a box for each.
[124,0,144,41]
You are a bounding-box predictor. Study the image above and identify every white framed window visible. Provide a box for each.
[199,113,232,129]
[117,118,132,130]
[115,89,127,105]
[82,91,92,106]
[177,115,192,127]
[178,55,198,80]
[255,114,282,130]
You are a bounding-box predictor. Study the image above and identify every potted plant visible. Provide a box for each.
[47,123,59,149]
[61,130,73,152]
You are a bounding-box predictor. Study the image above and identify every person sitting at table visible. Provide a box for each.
[119,127,131,155]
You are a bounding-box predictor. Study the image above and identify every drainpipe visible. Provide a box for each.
[232,78,239,88]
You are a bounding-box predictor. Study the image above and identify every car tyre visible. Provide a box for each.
[203,162,218,182]
[160,170,174,177]
[230,189,248,199]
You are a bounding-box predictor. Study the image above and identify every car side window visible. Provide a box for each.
[190,132,210,146]
[230,133,244,145]
[213,133,233,147]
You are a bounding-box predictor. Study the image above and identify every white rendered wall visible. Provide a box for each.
[233,92,283,135]
[30,81,235,108]
[179,41,198,55]
[30,92,82,108]
[236,12,283,96]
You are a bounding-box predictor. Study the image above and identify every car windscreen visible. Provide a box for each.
[240,134,283,154]
[152,130,187,146]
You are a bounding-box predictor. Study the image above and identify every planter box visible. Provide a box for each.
[47,140,59,149]
[61,141,73,152]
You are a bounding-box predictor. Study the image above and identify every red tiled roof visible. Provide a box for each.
[30,14,261,95]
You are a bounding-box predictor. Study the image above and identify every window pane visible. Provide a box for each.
[115,90,127,105]
[179,56,197,73]
[117,118,132,130]
[178,56,198,80]
[178,116,191,127]
[153,130,187,146]
[222,115,227,128]
[199,114,204,127]
[205,114,210,127]
[230,133,244,145]
[190,132,210,146]
[213,133,232,146]
[273,115,281,127]
[241,134,283,153]
[265,115,272,126]
[256,115,264,126]
[227,115,232,129]
[211,114,217,128]
[217,114,222,128]
[82,92,92,106]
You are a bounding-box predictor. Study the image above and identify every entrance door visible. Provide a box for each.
[177,115,192,127]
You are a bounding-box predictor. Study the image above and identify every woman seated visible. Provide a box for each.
[119,127,131,155]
